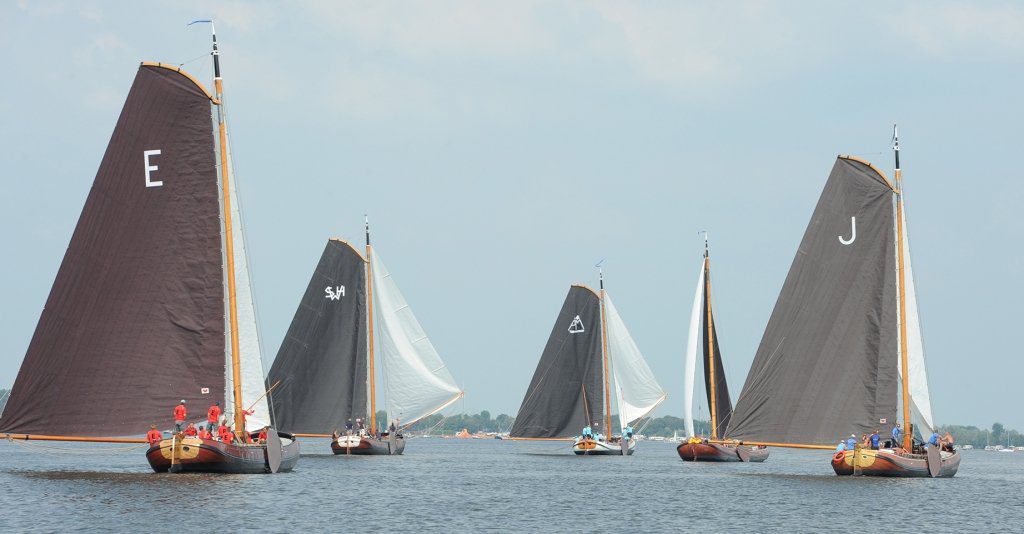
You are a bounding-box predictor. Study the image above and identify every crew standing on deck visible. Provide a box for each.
[173,400,187,433]
[207,402,221,432]
[870,430,880,450]
[147,425,163,446]
[891,423,901,448]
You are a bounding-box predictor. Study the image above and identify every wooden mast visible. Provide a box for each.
[893,125,912,450]
[365,215,378,435]
[704,235,720,440]
[207,23,246,437]
[597,264,613,439]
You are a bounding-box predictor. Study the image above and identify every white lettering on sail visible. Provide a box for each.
[325,286,346,300]
[568,315,585,334]
[144,149,163,187]
[838,216,856,245]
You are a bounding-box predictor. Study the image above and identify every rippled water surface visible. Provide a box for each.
[2,439,1022,531]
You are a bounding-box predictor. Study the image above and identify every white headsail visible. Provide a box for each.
[603,292,666,432]
[897,196,935,434]
[370,250,462,427]
[221,136,271,431]
[683,261,705,437]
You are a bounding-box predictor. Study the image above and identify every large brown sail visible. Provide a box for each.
[702,295,733,437]
[0,65,225,436]
[727,156,899,445]
[511,285,604,439]
[267,239,369,434]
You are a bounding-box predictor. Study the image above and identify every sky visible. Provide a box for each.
[1,1,1022,430]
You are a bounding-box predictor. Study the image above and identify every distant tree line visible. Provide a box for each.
[387,409,1021,445]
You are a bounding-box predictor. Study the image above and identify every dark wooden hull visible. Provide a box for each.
[831,449,960,477]
[146,435,300,474]
[330,435,406,455]
[677,442,770,462]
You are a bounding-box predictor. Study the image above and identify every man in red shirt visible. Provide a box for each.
[207,402,221,431]
[184,422,197,437]
[217,420,234,444]
[173,400,187,433]
[257,427,269,444]
[146,425,163,446]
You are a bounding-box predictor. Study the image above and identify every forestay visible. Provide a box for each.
[603,292,666,432]
[370,250,462,427]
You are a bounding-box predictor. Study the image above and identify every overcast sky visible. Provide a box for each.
[2,1,1022,430]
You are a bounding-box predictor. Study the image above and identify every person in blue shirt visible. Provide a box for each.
[891,423,901,448]
[582,425,592,439]
[870,430,880,450]
[625,425,634,439]
[846,434,857,450]
[835,441,847,452]
[928,431,940,448]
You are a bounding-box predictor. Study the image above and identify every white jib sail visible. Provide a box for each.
[897,198,935,434]
[603,292,666,433]
[370,249,462,427]
[221,135,270,431]
[683,261,704,437]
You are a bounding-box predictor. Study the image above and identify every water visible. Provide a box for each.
[1,439,1022,531]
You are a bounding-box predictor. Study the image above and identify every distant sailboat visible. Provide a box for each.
[0,23,299,474]
[677,235,768,462]
[510,268,666,455]
[267,220,463,455]
[724,127,960,477]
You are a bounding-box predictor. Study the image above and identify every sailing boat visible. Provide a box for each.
[267,220,463,455]
[724,127,959,477]
[676,235,768,462]
[0,24,299,473]
[510,268,666,455]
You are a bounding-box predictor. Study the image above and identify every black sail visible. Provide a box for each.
[267,239,368,434]
[727,157,899,445]
[703,286,733,437]
[511,285,604,439]
[0,65,224,436]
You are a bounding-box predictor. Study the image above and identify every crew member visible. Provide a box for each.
[258,427,269,444]
[218,419,233,443]
[173,400,187,433]
[146,425,163,446]
[890,423,901,448]
[207,402,221,431]
[835,440,846,452]
[927,430,940,448]
[626,424,634,439]
[184,422,197,437]
[870,430,880,450]
[346,419,353,434]
[846,434,856,450]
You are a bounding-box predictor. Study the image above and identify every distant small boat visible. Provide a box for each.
[267,222,463,456]
[677,235,768,463]
[510,268,666,455]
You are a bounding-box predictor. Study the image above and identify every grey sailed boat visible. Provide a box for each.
[0,24,298,474]
[511,271,666,455]
[677,236,768,462]
[725,129,959,477]
[267,223,463,455]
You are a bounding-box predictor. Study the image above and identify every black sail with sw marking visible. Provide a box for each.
[727,157,899,445]
[0,65,225,436]
[511,285,604,439]
[267,239,368,434]
[702,277,733,436]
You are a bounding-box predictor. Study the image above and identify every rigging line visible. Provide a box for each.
[177,52,211,68]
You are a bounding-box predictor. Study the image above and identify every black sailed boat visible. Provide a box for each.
[677,235,768,463]
[724,127,958,477]
[0,23,298,474]
[267,221,463,455]
[510,268,666,456]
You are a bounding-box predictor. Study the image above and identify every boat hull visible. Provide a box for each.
[676,442,769,462]
[572,437,635,456]
[330,434,406,455]
[146,434,299,474]
[831,448,960,477]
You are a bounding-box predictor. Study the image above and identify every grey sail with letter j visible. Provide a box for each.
[727,157,899,445]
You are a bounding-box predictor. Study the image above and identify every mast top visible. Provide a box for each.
[365,214,371,247]
[700,230,709,258]
[892,123,901,174]
[187,19,221,81]
[595,259,605,291]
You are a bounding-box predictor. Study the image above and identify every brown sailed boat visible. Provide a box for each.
[0,23,298,474]
[676,236,768,463]
[266,222,463,456]
[510,267,666,456]
[722,127,959,478]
